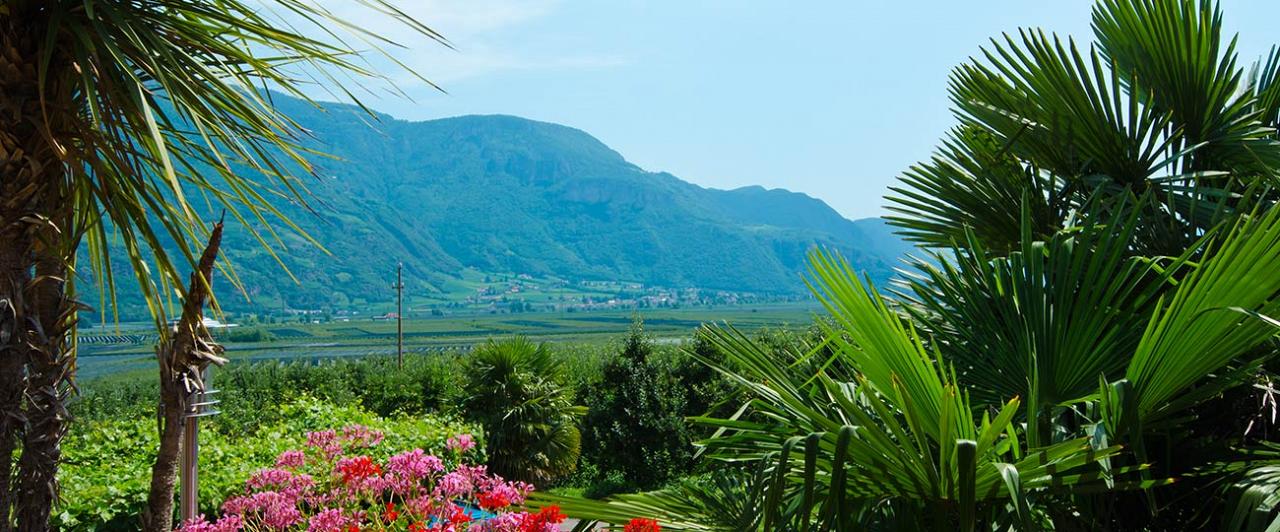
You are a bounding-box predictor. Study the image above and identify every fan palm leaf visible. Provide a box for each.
[1121,203,1280,426]
[896,204,1188,443]
[546,250,1153,530]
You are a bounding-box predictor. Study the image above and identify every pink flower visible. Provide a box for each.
[177,515,214,532]
[247,468,294,490]
[263,500,303,529]
[306,430,342,459]
[177,515,245,532]
[276,450,306,469]
[203,425,546,532]
[446,434,475,453]
[436,471,472,498]
[404,495,438,518]
[212,515,244,532]
[473,513,522,531]
[306,508,350,532]
[388,449,444,481]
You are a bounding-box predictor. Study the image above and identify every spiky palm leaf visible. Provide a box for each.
[465,337,585,485]
[896,205,1188,444]
[546,251,1154,530]
[1119,203,1280,429]
[886,0,1280,253]
[26,0,445,326]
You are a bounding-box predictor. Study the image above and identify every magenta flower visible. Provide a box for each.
[436,471,472,498]
[306,508,349,532]
[246,468,294,490]
[176,515,214,532]
[305,430,342,459]
[388,448,444,481]
[176,515,245,532]
[446,434,476,453]
[201,423,554,531]
[275,450,306,469]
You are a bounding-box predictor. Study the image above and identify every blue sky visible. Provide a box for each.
[310,1,1280,220]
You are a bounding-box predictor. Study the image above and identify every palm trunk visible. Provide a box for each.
[15,242,75,532]
[0,232,29,532]
[144,222,225,532]
[1,23,80,530]
[145,379,186,532]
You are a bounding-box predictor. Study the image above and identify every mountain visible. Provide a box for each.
[81,93,906,319]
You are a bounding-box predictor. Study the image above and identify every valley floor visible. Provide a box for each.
[76,302,819,378]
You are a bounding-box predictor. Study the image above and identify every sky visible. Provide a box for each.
[293,1,1280,220]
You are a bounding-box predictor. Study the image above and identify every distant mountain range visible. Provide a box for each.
[81,93,909,319]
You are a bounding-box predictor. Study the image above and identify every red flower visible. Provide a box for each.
[476,491,512,510]
[446,504,472,524]
[519,505,567,531]
[346,526,360,532]
[336,456,382,484]
[408,522,426,532]
[624,518,661,532]
[384,502,399,522]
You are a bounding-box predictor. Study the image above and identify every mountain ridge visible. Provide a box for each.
[82,93,905,319]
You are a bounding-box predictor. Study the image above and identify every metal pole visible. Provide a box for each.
[180,367,220,523]
[179,371,201,523]
[179,407,198,523]
[397,262,403,370]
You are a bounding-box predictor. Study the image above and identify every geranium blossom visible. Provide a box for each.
[179,424,607,532]
[446,434,475,453]
[388,448,444,481]
[277,450,307,469]
[623,518,662,532]
[307,508,350,532]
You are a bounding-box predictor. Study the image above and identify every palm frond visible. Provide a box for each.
[897,205,1186,423]
[23,0,444,328]
[1123,204,1280,424]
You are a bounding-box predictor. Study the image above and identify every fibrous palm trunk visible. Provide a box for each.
[0,216,29,532]
[145,222,226,532]
[0,19,81,532]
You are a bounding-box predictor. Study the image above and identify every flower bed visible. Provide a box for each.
[181,426,567,531]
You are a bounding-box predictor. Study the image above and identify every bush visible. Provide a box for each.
[581,320,694,492]
[463,337,583,486]
[207,354,465,432]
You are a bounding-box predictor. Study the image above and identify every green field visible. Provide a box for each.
[77,303,820,379]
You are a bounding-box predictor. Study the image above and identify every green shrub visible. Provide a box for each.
[464,337,584,486]
[581,320,694,493]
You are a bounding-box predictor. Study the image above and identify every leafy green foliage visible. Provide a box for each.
[464,337,584,485]
[73,354,466,431]
[897,207,1182,441]
[581,321,696,493]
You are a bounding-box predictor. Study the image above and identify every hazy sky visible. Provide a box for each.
[300,1,1280,220]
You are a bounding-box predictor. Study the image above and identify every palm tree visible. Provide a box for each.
[886,0,1280,254]
[548,0,1280,528]
[464,337,585,486]
[0,1,443,529]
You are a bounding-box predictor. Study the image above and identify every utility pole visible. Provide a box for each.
[396,262,404,370]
